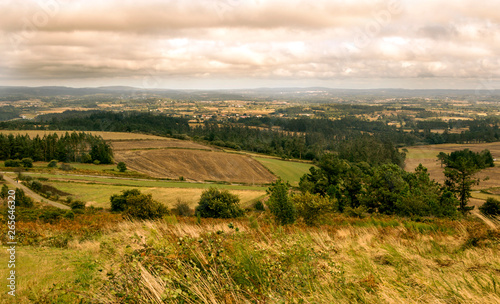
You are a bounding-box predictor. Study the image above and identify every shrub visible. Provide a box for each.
[110,189,168,220]
[123,193,169,220]
[254,200,265,211]
[479,198,500,216]
[117,162,127,172]
[1,184,8,198]
[93,160,100,165]
[293,192,333,226]
[59,163,73,171]
[195,187,243,218]
[4,159,21,167]
[174,199,193,216]
[21,158,33,168]
[39,209,64,223]
[266,179,296,225]
[28,180,43,192]
[15,188,34,208]
[110,189,141,212]
[70,200,86,210]
[48,160,58,168]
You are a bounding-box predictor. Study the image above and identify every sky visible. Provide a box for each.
[1,0,499,90]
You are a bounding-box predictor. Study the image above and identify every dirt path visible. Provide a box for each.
[1,173,70,210]
[471,209,498,230]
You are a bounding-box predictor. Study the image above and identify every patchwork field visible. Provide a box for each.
[253,157,314,186]
[405,142,500,205]
[46,181,265,209]
[115,149,276,184]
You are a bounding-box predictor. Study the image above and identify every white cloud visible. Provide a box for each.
[0,0,499,89]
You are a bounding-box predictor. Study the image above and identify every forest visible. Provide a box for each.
[0,132,113,164]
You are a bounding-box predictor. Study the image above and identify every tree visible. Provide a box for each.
[195,187,243,218]
[117,162,127,172]
[266,179,296,225]
[441,149,491,214]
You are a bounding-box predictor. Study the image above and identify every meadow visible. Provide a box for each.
[253,157,314,186]
[0,213,498,303]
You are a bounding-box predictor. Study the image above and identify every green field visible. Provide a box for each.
[254,157,314,186]
[48,181,265,209]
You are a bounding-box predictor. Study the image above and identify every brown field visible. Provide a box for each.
[110,139,214,151]
[405,143,500,201]
[0,130,169,140]
[115,149,276,184]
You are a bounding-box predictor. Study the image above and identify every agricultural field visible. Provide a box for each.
[253,156,314,186]
[0,130,169,140]
[110,139,214,151]
[114,149,276,184]
[405,142,500,205]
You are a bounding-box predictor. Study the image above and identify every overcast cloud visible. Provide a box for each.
[1,0,499,89]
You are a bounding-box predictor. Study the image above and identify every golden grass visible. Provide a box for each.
[2,214,499,303]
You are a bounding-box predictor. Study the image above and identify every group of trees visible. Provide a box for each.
[0,132,113,164]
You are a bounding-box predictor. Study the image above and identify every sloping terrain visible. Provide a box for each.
[115,149,276,184]
[110,139,214,151]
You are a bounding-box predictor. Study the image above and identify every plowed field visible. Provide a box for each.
[115,149,276,184]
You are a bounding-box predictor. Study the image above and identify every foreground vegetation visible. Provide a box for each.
[0,209,498,303]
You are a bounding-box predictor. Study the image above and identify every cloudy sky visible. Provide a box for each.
[1,0,499,90]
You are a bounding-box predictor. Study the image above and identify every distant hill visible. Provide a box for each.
[0,86,499,101]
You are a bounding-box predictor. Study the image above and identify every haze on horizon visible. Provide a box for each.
[1,0,499,91]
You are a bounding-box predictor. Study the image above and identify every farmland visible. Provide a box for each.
[405,142,500,204]
[253,156,314,186]
[114,149,276,183]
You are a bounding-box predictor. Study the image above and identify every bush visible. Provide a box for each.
[15,188,34,208]
[21,158,33,168]
[293,192,333,226]
[195,187,243,218]
[39,209,64,223]
[479,198,500,216]
[110,189,168,220]
[70,200,86,210]
[117,162,127,172]
[174,199,193,216]
[1,184,8,198]
[266,179,296,225]
[4,159,21,167]
[48,160,58,168]
[59,163,73,171]
[254,200,265,211]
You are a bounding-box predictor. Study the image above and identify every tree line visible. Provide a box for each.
[0,132,113,164]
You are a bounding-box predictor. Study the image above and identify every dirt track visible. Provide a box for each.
[1,173,70,210]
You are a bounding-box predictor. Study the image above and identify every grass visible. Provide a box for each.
[47,182,266,209]
[2,214,498,303]
[254,157,314,186]
[20,172,267,191]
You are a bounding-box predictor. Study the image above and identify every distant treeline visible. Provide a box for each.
[1,111,500,160]
[0,132,113,164]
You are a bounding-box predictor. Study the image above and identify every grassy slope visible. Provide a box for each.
[254,157,314,186]
[1,215,498,303]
